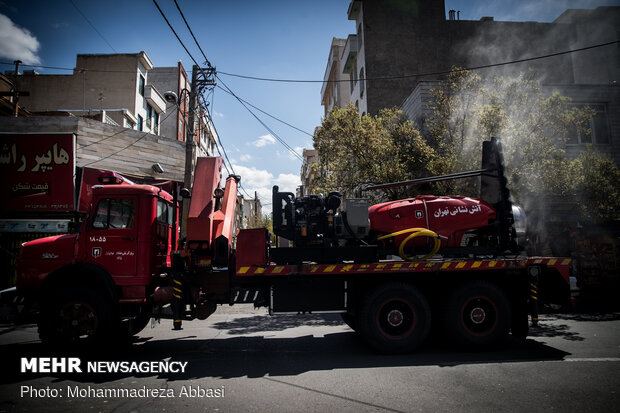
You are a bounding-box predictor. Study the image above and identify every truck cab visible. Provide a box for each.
[16,184,175,344]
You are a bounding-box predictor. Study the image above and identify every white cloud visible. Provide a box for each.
[240,154,252,162]
[249,134,276,147]
[274,173,301,193]
[232,165,301,216]
[0,14,40,64]
[232,164,274,188]
[213,111,224,118]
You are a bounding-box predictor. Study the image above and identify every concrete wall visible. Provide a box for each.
[400,80,439,132]
[359,0,452,115]
[148,66,183,141]
[16,52,165,136]
[0,116,186,182]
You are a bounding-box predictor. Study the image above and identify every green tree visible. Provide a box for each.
[311,105,435,202]
[426,69,619,221]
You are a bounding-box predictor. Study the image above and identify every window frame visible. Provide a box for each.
[138,74,145,97]
[567,103,611,145]
[92,198,135,230]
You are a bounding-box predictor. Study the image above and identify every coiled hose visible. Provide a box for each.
[377,228,442,261]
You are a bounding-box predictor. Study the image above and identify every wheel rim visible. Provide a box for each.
[376,298,417,338]
[57,301,99,340]
[460,296,498,336]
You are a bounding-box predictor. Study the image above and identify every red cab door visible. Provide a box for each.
[85,196,138,276]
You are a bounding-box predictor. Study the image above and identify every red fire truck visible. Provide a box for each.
[11,139,571,353]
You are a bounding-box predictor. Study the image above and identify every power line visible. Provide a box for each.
[169,0,238,182]
[214,85,313,137]
[216,75,304,162]
[3,39,617,83]
[69,0,117,53]
[172,0,213,69]
[166,0,297,200]
[152,0,246,198]
[217,39,620,83]
[151,0,202,70]
[198,94,235,176]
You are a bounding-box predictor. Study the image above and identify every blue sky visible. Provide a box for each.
[1,0,618,211]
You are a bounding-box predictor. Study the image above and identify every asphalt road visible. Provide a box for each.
[0,306,619,413]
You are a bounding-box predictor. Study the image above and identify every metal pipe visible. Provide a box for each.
[361,169,492,192]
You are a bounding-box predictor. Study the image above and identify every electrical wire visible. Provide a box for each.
[168,0,303,203]
[69,0,117,53]
[216,75,304,162]
[198,94,235,176]
[4,39,617,83]
[218,40,620,83]
[172,0,213,69]
[214,85,313,137]
[153,0,254,201]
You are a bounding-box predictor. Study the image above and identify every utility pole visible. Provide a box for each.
[180,64,216,238]
[180,66,198,239]
[0,60,30,117]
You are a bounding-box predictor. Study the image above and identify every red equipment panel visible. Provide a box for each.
[187,157,223,243]
[369,195,496,247]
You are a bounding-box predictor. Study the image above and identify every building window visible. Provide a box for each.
[125,118,135,129]
[359,67,365,98]
[138,74,145,96]
[568,104,610,145]
[153,111,159,135]
[350,60,358,94]
[146,104,153,129]
[357,23,363,50]
[138,115,143,131]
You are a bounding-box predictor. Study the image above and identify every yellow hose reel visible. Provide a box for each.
[377,228,442,261]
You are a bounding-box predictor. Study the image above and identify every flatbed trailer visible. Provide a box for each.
[222,227,571,353]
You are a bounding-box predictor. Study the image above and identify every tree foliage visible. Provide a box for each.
[311,70,619,222]
[311,105,435,202]
[426,69,619,221]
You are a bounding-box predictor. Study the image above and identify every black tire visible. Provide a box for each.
[125,310,151,337]
[341,312,358,332]
[38,288,116,348]
[510,297,529,340]
[358,283,431,354]
[443,281,511,349]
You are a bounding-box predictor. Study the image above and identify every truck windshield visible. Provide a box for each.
[93,198,135,229]
[157,198,173,226]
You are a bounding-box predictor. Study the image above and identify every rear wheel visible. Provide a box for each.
[38,288,116,348]
[124,309,151,337]
[358,283,431,354]
[443,281,511,349]
[341,312,358,332]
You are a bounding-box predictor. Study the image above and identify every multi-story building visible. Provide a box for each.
[299,148,319,196]
[16,52,167,134]
[238,193,263,229]
[321,38,351,116]
[321,0,619,164]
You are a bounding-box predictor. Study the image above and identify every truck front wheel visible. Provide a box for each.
[443,281,511,349]
[358,283,431,354]
[38,288,116,347]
